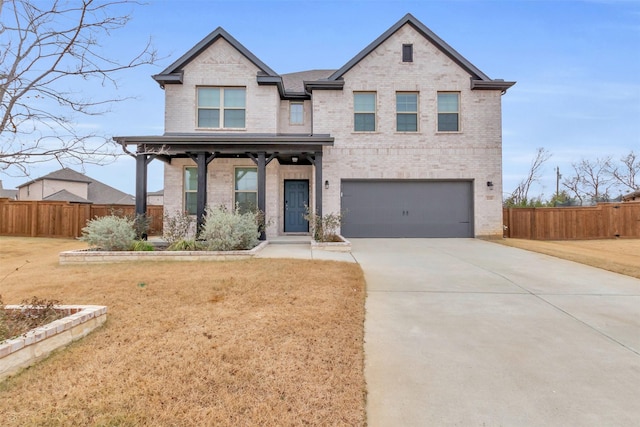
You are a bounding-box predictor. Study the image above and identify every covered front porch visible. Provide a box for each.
[114,133,334,239]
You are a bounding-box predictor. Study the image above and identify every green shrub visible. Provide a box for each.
[167,239,203,251]
[80,215,136,251]
[129,240,155,251]
[163,210,195,244]
[199,206,260,251]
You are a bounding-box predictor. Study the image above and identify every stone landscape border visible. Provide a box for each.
[59,241,269,264]
[0,305,107,382]
[311,236,352,252]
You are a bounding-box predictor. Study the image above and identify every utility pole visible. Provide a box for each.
[555,166,561,206]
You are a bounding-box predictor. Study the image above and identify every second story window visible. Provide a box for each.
[290,102,304,125]
[437,92,460,132]
[354,92,376,132]
[197,87,246,129]
[396,92,418,132]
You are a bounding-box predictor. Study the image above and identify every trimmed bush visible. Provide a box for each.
[80,215,136,251]
[200,206,260,251]
[167,239,203,251]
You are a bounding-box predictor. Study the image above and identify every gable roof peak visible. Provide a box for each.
[153,26,279,86]
[329,13,493,82]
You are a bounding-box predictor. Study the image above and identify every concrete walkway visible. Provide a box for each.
[354,238,640,427]
[258,238,640,425]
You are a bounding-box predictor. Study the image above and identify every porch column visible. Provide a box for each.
[257,152,266,240]
[135,152,148,217]
[195,152,208,233]
[314,151,323,217]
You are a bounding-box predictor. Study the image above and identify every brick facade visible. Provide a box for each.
[158,15,512,238]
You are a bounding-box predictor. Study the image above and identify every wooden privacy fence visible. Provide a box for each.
[503,203,640,240]
[0,199,163,238]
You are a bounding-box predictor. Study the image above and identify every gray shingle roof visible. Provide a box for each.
[281,70,336,94]
[43,189,91,203]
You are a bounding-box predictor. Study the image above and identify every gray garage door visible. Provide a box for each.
[340,180,473,238]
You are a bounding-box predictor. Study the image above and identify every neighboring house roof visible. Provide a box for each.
[43,189,91,203]
[17,168,135,205]
[18,168,92,187]
[622,189,640,202]
[148,189,164,196]
[152,13,514,98]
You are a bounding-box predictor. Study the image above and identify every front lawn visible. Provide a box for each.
[0,237,366,426]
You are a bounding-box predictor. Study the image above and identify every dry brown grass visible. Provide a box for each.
[494,238,640,280]
[0,237,366,426]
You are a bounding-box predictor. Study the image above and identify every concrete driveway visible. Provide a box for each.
[351,238,640,426]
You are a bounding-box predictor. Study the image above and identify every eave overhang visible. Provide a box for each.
[303,80,345,92]
[471,79,517,92]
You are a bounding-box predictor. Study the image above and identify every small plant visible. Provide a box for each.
[304,207,345,242]
[199,205,260,251]
[80,215,136,251]
[166,239,203,251]
[163,210,195,245]
[129,240,155,251]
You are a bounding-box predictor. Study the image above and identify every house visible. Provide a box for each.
[0,180,18,200]
[16,168,135,205]
[147,189,164,206]
[115,13,514,238]
[622,190,640,202]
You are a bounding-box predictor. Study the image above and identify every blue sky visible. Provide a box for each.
[2,0,639,201]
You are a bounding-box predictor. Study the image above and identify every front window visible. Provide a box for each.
[290,102,304,125]
[396,92,418,132]
[197,87,246,128]
[234,167,257,213]
[184,167,198,215]
[437,92,460,132]
[354,92,376,132]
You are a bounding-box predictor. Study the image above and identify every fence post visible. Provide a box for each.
[30,201,39,237]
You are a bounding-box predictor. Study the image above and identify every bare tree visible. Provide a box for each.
[610,150,639,192]
[0,0,157,176]
[506,147,551,206]
[563,157,614,204]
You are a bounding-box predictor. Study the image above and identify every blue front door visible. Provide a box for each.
[284,180,309,232]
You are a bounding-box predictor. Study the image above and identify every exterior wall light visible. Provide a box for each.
[487,181,494,188]
[325,180,329,189]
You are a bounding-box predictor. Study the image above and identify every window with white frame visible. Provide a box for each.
[234,167,257,213]
[184,167,198,215]
[354,92,376,132]
[290,102,304,125]
[437,92,460,132]
[197,87,246,128]
[396,92,418,132]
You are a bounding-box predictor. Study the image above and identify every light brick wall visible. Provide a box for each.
[312,24,504,237]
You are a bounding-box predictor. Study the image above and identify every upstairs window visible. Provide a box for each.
[234,167,257,213]
[402,44,413,62]
[354,92,376,132]
[396,92,418,132]
[437,92,460,132]
[197,87,246,128]
[290,102,304,125]
[184,167,198,215]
